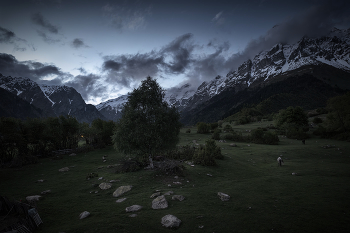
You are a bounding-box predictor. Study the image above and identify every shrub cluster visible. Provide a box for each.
[192,139,223,166]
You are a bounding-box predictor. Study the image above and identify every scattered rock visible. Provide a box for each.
[116,198,127,203]
[173,181,182,185]
[218,192,230,201]
[126,205,142,212]
[69,153,76,156]
[152,195,168,209]
[292,172,298,176]
[98,177,103,180]
[161,214,181,228]
[109,180,119,183]
[36,179,45,183]
[58,167,69,172]
[230,143,237,147]
[26,195,42,202]
[41,190,51,195]
[150,192,161,198]
[99,183,112,190]
[199,225,204,229]
[174,176,178,179]
[129,214,137,217]
[164,191,174,196]
[207,174,213,177]
[113,185,133,197]
[79,211,90,219]
[172,195,185,201]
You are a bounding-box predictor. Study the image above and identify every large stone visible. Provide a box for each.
[113,185,132,197]
[79,211,90,219]
[125,205,142,212]
[26,195,42,202]
[218,192,230,201]
[161,214,181,228]
[59,167,69,172]
[152,195,168,209]
[99,183,112,190]
[172,195,185,201]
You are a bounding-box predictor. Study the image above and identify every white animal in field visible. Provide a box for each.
[277,156,284,166]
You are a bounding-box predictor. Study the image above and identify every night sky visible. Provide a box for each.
[1,0,349,104]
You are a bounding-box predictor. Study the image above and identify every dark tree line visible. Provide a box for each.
[0,116,115,166]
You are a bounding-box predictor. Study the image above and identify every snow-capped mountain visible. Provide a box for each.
[95,95,129,121]
[180,27,350,113]
[0,74,105,122]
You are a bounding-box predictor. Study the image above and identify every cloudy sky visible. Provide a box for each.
[1,0,349,105]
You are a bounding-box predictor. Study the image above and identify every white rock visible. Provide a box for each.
[58,167,69,172]
[99,183,112,190]
[113,185,132,197]
[79,211,90,219]
[26,195,42,202]
[172,195,185,201]
[152,195,168,209]
[116,198,127,203]
[125,205,142,212]
[161,214,181,228]
[218,192,230,201]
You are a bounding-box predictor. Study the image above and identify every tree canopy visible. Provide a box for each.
[112,77,181,162]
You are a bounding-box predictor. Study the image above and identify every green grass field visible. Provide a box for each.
[1,122,350,233]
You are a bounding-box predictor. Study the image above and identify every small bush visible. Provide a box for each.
[185,128,191,133]
[262,131,279,145]
[223,124,233,132]
[156,159,185,176]
[192,139,222,166]
[197,122,210,134]
[223,131,244,142]
[212,129,221,140]
[210,122,219,130]
[115,158,142,173]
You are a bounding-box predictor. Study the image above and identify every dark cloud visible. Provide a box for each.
[36,30,61,44]
[0,26,34,51]
[71,38,89,49]
[31,12,59,34]
[161,33,195,74]
[0,27,15,43]
[0,53,63,82]
[103,52,164,88]
[65,74,106,101]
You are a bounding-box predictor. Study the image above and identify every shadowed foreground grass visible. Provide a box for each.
[1,123,350,233]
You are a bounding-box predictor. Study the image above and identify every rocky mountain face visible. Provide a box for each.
[176,28,350,124]
[97,28,350,123]
[0,74,105,123]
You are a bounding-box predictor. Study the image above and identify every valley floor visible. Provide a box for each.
[1,123,350,233]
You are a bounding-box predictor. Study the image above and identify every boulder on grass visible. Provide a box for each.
[152,195,168,209]
[113,185,132,197]
[99,183,112,190]
[79,211,90,219]
[26,195,42,202]
[172,195,185,201]
[59,167,69,172]
[161,214,181,228]
[126,205,142,212]
[218,192,230,201]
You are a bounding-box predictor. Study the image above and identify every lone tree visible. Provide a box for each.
[275,106,309,139]
[112,76,181,168]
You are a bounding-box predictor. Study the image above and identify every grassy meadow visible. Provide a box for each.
[1,121,350,233]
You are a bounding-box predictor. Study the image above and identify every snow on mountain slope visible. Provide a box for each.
[191,27,350,107]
